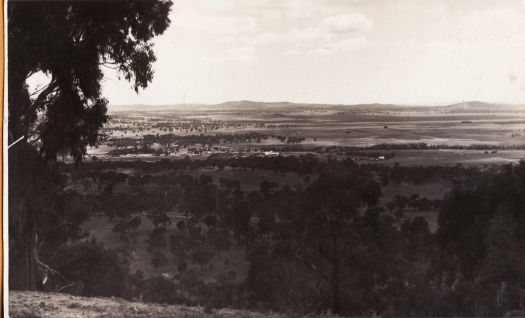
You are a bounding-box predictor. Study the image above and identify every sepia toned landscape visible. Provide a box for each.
[8,0,525,317]
[14,99,519,317]
[56,100,515,282]
[96,101,525,165]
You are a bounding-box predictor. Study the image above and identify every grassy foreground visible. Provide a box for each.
[9,291,340,318]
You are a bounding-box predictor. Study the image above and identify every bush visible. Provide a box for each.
[50,239,131,298]
[142,276,180,304]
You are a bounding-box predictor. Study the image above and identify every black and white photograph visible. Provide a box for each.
[7,0,525,317]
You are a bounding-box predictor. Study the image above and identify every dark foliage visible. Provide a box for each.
[8,0,172,291]
[435,162,525,315]
[50,240,131,298]
[9,0,172,162]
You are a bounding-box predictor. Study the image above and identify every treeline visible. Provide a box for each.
[105,117,266,135]
[67,154,483,185]
[386,194,443,212]
[106,133,306,156]
[366,143,525,151]
[255,143,525,153]
[44,156,525,316]
[104,139,525,159]
[109,133,305,148]
[150,120,266,132]
[156,162,525,316]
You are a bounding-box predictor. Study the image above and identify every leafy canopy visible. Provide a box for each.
[9,0,172,162]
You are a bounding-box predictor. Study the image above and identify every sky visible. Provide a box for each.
[100,0,525,107]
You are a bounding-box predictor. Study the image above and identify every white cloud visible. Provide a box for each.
[171,0,374,61]
[308,47,334,56]
[208,46,257,62]
[283,49,301,56]
[290,26,330,44]
[322,13,373,34]
[216,36,238,44]
[178,0,369,23]
[207,10,373,57]
[175,10,257,35]
[330,36,369,51]
[249,32,285,46]
[250,12,373,54]
[308,36,369,56]
[287,12,373,55]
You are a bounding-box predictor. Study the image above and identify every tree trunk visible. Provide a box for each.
[10,202,40,291]
[11,232,38,290]
[331,262,342,314]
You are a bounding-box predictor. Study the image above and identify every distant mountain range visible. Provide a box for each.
[109,100,524,113]
[440,101,511,112]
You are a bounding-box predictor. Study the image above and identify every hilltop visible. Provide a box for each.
[108,100,407,112]
[9,291,339,318]
[108,100,523,113]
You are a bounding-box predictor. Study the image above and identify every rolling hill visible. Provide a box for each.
[109,100,524,113]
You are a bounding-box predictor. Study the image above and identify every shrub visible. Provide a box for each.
[50,239,131,298]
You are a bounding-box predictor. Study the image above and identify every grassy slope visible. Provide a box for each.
[10,291,332,318]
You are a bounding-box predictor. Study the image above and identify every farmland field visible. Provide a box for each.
[88,101,525,166]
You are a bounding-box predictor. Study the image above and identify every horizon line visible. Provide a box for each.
[108,99,523,108]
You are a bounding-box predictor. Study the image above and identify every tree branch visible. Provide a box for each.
[33,239,64,281]
[25,69,37,81]
[57,283,76,293]
[32,79,59,110]
[29,81,55,97]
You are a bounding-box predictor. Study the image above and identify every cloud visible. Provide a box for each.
[308,36,369,55]
[290,26,330,44]
[322,13,373,34]
[249,32,286,46]
[241,20,371,56]
[455,8,525,47]
[284,49,301,56]
[289,12,373,55]
[180,0,369,22]
[331,36,369,51]
[244,12,373,54]
[173,0,373,62]
[175,9,257,35]
[208,46,257,62]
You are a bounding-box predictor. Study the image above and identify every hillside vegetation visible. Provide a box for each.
[10,291,333,318]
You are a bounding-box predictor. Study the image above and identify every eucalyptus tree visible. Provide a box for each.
[8,0,172,290]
